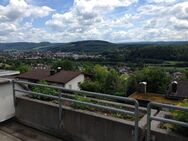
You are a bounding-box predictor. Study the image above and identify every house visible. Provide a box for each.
[173,72,184,80]
[166,80,188,99]
[17,68,85,90]
[129,81,181,107]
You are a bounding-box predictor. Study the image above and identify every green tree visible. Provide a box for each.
[80,64,126,96]
[184,69,188,79]
[93,64,109,82]
[17,65,31,73]
[80,80,102,92]
[126,67,172,96]
[103,69,119,94]
[52,60,74,70]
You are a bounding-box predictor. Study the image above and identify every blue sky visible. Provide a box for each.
[0,0,188,42]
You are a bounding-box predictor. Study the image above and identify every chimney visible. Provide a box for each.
[57,67,62,72]
[50,69,56,75]
[171,81,178,94]
[138,82,147,93]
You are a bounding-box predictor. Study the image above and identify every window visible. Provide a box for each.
[69,85,72,89]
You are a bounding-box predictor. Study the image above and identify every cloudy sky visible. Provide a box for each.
[0,0,188,43]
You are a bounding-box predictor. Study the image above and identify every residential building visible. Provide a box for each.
[167,80,188,99]
[17,68,85,90]
[129,81,183,107]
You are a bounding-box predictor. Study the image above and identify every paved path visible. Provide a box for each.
[0,120,64,141]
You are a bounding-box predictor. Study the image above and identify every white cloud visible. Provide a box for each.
[74,0,138,12]
[147,0,177,3]
[0,0,54,22]
[45,0,138,42]
[1,0,188,42]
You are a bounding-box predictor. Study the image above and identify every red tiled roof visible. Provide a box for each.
[17,69,50,81]
[44,70,81,84]
[17,69,82,84]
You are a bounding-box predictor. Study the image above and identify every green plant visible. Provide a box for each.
[31,80,60,100]
[171,99,188,136]
[73,94,91,110]
[126,67,172,96]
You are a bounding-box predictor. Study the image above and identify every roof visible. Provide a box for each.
[44,70,81,84]
[17,69,51,81]
[129,92,181,105]
[17,69,82,84]
[167,80,188,99]
[0,70,20,77]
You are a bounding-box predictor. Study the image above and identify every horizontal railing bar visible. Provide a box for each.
[60,97,135,115]
[147,102,188,141]
[15,89,59,99]
[151,116,188,127]
[61,93,135,109]
[149,102,188,112]
[13,80,138,105]
[14,89,135,116]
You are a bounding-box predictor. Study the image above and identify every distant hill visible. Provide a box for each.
[0,40,188,61]
[0,40,117,52]
[0,42,52,51]
[1,40,188,52]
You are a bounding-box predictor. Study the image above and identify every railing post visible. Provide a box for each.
[58,92,62,128]
[147,103,151,141]
[134,100,139,141]
[12,80,16,107]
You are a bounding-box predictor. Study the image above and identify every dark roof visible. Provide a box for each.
[44,70,81,84]
[17,69,50,81]
[129,92,180,105]
[167,80,188,99]
[17,69,82,84]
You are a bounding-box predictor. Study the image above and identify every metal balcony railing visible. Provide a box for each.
[12,80,140,141]
[146,102,188,141]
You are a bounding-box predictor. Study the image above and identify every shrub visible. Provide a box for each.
[171,99,188,136]
[31,80,60,100]
[126,67,172,96]
[73,94,91,110]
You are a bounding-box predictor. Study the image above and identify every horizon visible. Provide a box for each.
[0,0,188,43]
[1,40,188,44]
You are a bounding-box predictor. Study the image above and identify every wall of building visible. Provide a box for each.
[0,80,24,122]
[15,96,144,141]
[64,74,84,90]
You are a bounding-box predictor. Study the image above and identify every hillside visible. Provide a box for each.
[0,40,188,61]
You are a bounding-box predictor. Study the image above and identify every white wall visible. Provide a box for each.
[0,81,24,122]
[64,74,85,90]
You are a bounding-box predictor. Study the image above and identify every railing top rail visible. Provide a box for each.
[148,102,188,112]
[13,80,138,105]
[14,89,135,115]
[13,80,139,141]
[147,102,188,141]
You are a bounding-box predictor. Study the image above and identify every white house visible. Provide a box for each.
[17,68,85,90]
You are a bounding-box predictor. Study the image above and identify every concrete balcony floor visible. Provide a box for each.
[0,119,64,141]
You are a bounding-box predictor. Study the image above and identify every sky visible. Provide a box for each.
[0,0,188,43]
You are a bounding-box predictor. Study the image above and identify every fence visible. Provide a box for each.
[147,102,188,141]
[12,80,140,141]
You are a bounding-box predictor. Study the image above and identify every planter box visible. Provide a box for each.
[150,111,188,141]
[15,96,144,141]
